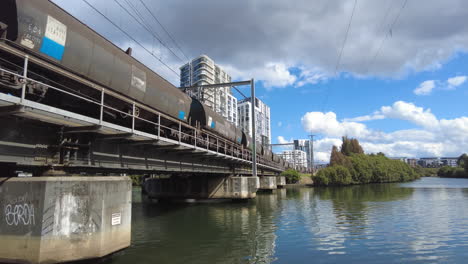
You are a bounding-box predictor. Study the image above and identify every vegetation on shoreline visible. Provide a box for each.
[313,137,421,186]
[281,169,301,183]
[437,154,468,178]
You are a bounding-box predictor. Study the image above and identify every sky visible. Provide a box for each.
[52,0,468,163]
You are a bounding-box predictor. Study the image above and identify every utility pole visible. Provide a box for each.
[309,135,315,175]
[251,79,257,177]
[180,79,257,177]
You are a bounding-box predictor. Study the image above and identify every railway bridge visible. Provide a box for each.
[0,47,291,264]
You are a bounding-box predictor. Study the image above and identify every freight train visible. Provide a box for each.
[0,0,293,170]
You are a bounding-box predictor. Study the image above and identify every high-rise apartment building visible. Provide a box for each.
[281,150,308,169]
[238,97,271,146]
[180,55,237,125]
[294,140,312,168]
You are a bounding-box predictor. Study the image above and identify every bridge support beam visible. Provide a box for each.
[143,175,258,200]
[276,176,286,188]
[0,176,132,264]
[258,176,277,191]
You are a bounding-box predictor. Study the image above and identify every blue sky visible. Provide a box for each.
[264,52,468,137]
[53,0,468,161]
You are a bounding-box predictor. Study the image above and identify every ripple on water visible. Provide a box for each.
[104,179,468,264]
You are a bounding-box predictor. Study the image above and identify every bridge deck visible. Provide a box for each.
[0,66,283,175]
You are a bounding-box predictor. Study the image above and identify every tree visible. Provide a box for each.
[281,169,300,184]
[315,143,421,186]
[330,145,345,166]
[465,157,468,175]
[341,136,352,156]
[351,138,364,154]
[457,154,468,167]
[340,136,364,156]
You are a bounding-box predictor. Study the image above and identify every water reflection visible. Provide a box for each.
[101,189,281,264]
[99,178,468,264]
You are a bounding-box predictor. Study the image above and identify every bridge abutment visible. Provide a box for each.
[0,176,132,264]
[143,175,258,200]
[276,176,286,188]
[258,176,277,191]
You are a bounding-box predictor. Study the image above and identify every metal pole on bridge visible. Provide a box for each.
[180,79,258,176]
[20,55,29,103]
[251,78,257,177]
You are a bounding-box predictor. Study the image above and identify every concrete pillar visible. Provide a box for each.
[143,175,257,199]
[0,176,132,264]
[276,176,286,188]
[258,176,277,191]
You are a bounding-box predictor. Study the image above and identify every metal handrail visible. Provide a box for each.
[0,54,286,170]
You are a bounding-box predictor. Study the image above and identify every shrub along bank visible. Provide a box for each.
[313,137,421,186]
[437,154,468,178]
[281,169,301,183]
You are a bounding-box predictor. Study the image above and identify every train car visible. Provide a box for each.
[1,0,194,124]
[0,0,250,146]
[0,0,289,170]
[189,99,241,144]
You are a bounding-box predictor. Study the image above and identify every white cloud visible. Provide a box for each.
[295,67,328,87]
[414,80,436,95]
[222,62,296,89]
[54,0,468,88]
[277,136,291,144]
[379,101,439,128]
[301,112,369,138]
[343,113,385,122]
[447,75,467,88]
[412,76,466,96]
[301,101,468,160]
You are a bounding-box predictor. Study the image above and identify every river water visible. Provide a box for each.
[103,177,468,264]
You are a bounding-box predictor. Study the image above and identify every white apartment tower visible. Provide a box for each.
[281,150,308,169]
[238,97,271,146]
[180,55,237,125]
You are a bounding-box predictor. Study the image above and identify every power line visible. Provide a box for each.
[81,0,180,77]
[113,0,185,63]
[321,0,358,112]
[361,0,395,73]
[366,0,408,73]
[138,0,190,61]
[334,0,358,76]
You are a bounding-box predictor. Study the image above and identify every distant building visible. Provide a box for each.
[281,150,307,169]
[180,55,237,125]
[389,157,407,162]
[238,97,271,146]
[418,157,441,168]
[294,139,312,168]
[406,158,418,167]
[440,157,458,167]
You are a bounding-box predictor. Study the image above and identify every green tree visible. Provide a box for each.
[341,136,352,156]
[351,138,364,154]
[330,145,346,166]
[281,169,300,183]
[314,144,421,186]
[457,153,468,167]
[340,136,364,156]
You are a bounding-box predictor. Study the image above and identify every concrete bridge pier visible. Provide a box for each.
[258,176,277,192]
[0,176,132,264]
[276,176,286,188]
[143,174,258,200]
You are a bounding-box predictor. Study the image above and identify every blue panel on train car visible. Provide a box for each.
[178,111,185,120]
[211,121,216,128]
[40,37,65,60]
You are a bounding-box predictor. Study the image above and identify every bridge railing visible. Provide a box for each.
[0,52,280,170]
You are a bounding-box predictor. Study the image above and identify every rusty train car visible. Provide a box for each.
[0,0,288,169]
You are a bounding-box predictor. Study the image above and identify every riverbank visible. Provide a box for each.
[287,173,314,186]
